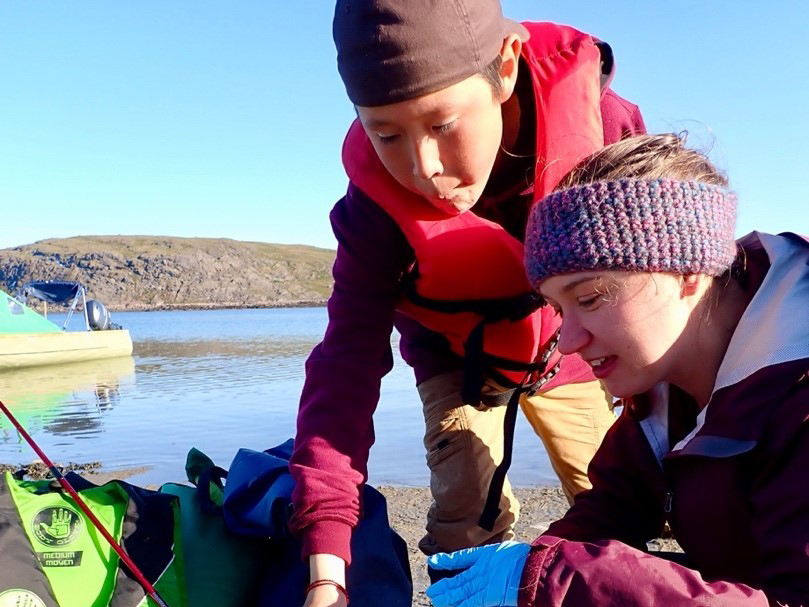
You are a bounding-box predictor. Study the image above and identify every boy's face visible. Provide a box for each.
[356,74,505,215]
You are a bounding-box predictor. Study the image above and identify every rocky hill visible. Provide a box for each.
[0,236,335,310]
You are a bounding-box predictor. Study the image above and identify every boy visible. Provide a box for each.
[291,1,645,604]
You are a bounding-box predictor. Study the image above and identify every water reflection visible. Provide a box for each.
[133,337,312,397]
[0,356,135,440]
[134,337,315,360]
[0,309,558,487]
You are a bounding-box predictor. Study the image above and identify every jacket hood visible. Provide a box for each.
[712,232,809,394]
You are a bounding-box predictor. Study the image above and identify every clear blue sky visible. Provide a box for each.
[1,1,806,250]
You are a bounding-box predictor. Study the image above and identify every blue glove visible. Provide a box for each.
[426,541,531,607]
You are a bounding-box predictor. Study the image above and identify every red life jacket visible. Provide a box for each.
[342,22,603,395]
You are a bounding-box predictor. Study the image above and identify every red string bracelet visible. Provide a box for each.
[305,579,349,605]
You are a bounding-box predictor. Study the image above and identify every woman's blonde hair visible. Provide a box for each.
[557,133,728,190]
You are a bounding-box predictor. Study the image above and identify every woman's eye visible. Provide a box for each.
[578,295,601,309]
[434,120,456,135]
[377,133,399,145]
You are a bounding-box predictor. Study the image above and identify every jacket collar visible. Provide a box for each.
[712,232,809,394]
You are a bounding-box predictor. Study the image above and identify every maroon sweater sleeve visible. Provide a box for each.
[288,184,413,564]
[519,536,769,607]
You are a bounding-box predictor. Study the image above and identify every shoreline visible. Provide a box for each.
[109,301,329,312]
[26,300,330,313]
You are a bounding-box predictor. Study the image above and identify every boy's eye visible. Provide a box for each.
[377,133,399,145]
[433,120,457,135]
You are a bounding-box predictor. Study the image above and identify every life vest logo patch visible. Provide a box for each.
[0,589,47,607]
[32,506,82,547]
[36,550,84,568]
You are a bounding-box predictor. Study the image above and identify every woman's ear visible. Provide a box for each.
[498,33,522,102]
[681,274,702,297]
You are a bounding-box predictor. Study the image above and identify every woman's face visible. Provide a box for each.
[356,73,505,215]
[540,271,695,399]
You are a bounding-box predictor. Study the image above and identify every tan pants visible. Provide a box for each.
[417,371,615,555]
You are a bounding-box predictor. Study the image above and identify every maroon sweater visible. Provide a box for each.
[289,88,646,563]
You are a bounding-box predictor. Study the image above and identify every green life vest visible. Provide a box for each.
[0,471,187,607]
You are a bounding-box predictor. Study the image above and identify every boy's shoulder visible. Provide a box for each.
[600,89,647,142]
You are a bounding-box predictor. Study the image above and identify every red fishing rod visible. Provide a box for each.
[0,399,170,607]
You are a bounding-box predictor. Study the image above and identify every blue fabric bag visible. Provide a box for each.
[222,439,413,607]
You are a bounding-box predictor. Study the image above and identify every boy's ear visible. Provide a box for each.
[498,33,522,102]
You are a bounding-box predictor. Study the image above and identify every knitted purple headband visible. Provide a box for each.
[525,178,738,286]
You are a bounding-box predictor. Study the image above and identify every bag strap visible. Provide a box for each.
[195,466,228,514]
[185,447,228,513]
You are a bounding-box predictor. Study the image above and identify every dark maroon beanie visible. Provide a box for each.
[333,0,529,107]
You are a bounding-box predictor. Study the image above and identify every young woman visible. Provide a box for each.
[426,134,809,606]
[292,1,646,605]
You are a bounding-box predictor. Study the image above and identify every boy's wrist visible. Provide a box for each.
[309,552,346,585]
[306,579,349,605]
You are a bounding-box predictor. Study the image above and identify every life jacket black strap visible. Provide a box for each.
[478,382,523,531]
[401,264,568,532]
[479,387,518,408]
[477,333,562,532]
[461,319,488,406]
[460,322,553,404]
[463,325,561,405]
[403,263,546,406]
[401,265,544,321]
[480,352,547,373]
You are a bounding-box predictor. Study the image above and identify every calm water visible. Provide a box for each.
[0,308,559,488]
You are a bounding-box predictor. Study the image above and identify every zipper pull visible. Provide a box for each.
[664,491,673,513]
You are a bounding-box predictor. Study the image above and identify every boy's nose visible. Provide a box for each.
[410,138,443,180]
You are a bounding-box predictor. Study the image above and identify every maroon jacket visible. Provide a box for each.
[289,58,646,563]
[519,232,809,607]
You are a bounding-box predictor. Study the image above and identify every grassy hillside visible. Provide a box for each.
[0,236,335,310]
